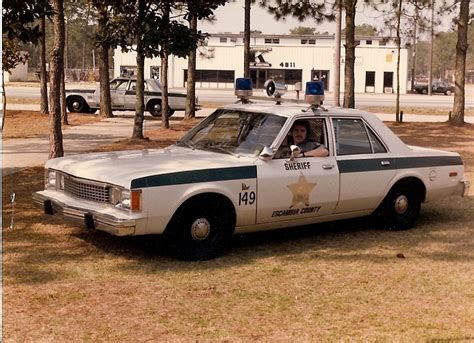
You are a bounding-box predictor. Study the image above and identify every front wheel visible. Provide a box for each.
[445,90,452,96]
[380,184,421,230]
[165,196,235,260]
[67,96,89,113]
[422,89,428,95]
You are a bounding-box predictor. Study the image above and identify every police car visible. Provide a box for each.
[34,79,470,260]
[65,78,190,117]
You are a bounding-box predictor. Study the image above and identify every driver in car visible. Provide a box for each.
[290,120,329,157]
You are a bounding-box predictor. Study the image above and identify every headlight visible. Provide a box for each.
[45,170,57,189]
[115,189,141,211]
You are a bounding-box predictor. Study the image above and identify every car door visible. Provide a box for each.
[109,79,129,108]
[332,117,396,214]
[256,117,339,224]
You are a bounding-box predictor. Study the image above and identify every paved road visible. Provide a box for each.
[6,84,474,108]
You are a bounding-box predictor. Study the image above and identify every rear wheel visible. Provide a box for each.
[165,195,235,260]
[148,100,162,116]
[445,90,452,95]
[380,183,422,230]
[422,89,428,95]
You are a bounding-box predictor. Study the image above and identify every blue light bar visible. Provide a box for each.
[305,81,324,96]
[305,81,325,106]
[235,77,253,91]
[235,77,253,101]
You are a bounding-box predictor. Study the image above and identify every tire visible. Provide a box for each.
[88,108,97,114]
[422,89,428,95]
[380,184,421,231]
[165,195,235,260]
[445,90,452,96]
[67,96,89,113]
[148,100,162,117]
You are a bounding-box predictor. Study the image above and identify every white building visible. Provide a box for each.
[114,33,408,94]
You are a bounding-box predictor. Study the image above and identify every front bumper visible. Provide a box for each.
[33,191,140,236]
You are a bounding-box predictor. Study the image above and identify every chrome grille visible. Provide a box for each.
[63,175,111,203]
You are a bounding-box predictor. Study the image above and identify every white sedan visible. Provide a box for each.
[65,78,190,117]
[33,102,470,260]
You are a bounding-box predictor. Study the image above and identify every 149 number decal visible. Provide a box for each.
[239,191,256,206]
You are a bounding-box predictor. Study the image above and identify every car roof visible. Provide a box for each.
[219,101,376,120]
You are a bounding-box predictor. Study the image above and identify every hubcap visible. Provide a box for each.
[394,195,409,214]
[190,218,211,241]
[153,104,161,112]
[72,101,80,110]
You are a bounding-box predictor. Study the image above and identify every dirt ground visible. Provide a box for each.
[2,112,474,341]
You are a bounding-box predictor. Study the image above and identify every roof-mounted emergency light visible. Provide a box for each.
[302,81,327,112]
[235,77,253,104]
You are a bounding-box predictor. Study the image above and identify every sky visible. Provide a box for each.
[198,0,454,37]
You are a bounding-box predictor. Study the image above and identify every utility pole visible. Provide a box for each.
[243,0,251,78]
[333,0,342,107]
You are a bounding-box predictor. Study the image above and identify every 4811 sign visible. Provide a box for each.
[280,62,296,68]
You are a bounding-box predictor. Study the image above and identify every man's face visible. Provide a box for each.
[292,124,307,144]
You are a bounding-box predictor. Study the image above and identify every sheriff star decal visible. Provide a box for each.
[287,174,317,208]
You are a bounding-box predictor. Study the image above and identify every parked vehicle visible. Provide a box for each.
[34,81,469,260]
[65,78,193,117]
[414,81,454,95]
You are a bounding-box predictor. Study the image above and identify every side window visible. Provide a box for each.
[367,127,387,153]
[129,81,136,91]
[111,80,128,90]
[333,118,371,155]
[274,118,327,159]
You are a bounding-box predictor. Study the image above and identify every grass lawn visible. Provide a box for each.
[2,113,474,341]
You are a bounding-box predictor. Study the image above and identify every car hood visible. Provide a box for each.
[46,146,257,188]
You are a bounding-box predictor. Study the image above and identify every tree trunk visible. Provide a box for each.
[161,1,170,129]
[49,0,65,158]
[133,45,145,139]
[450,0,469,126]
[161,54,170,129]
[98,45,113,118]
[243,0,251,78]
[333,0,342,107]
[184,13,197,120]
[428,0,434,96]
[395,0,402,123]
[343,0,357,109]
[39,14,49,114]
[410,7,418,93]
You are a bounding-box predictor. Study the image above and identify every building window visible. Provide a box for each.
[379,40,387,46]
[366,40,372,45]
[264,38,272,44]
[308,39,316,45]
[272,38,280,44]
[365,71,375,87]
[219,37,227,43]
[183,69,235,86]
[301,39,307,44]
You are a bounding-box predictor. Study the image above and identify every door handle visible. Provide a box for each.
[322,164,334,170]
[381,160,390,166]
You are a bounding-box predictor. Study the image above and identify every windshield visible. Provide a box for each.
[178,109,287,156]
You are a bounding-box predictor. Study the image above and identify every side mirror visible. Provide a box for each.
[259,146,274,160]
[289,145,301,161]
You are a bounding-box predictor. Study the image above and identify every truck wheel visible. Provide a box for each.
[165,196,235,260]
[381,184,421,231]
[148,100,162,117]
[67,96,89,113]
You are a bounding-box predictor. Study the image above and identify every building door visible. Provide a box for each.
[383,72,393,93]
[365,71,375,93]
[311,70,330,90]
